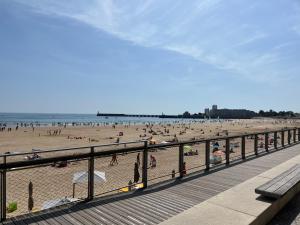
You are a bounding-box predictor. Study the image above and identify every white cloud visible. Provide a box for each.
[12,0,300,84]
[235,32,267,46]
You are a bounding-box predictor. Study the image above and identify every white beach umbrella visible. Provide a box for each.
[72,171,106,198]
[72,171,106,184]
[42,197,78,210]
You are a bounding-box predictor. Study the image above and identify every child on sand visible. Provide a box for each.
[150,155,157,168]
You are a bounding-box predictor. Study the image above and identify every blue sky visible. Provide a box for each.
[1,0,300,114]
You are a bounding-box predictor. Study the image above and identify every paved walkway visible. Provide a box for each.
[3,144,300,225]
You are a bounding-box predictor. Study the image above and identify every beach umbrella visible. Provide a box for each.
[73,171,106,184]
[184,145,192,153]
[42,197,78,210]
[28,181,34,212]
[72,171,106,198]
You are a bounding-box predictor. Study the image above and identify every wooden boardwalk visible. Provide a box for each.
[3,144,300,225]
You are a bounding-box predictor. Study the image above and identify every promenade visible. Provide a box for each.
[2,143,300,225]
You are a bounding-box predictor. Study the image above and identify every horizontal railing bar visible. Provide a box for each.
[0,127,299,170]
[0,145,147,169]
[0,140,144,157]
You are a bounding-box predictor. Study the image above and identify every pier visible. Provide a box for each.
[96,113,180,118]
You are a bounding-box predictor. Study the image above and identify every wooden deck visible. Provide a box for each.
[3,144,300,225]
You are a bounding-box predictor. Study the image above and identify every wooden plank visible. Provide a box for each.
[38,209,74,225]
[265,168,300,193]
[126,198,172,218]
[255,165,300,198]
[113,200,162,224]
[274,173,300,196]
[258,165,299,191]
[74,204,113,225]
[88,206,129,225]
[98,204,144,225]
[120,197,169,220]
[114,199,165,223]
[129,196,178,215]
[73,210,105,225]
[144,192,195,208]
[136,194,186,212]
[154,190,199,205]
[60,209,95,225]
[92,204,141,225]
[49,210,82,225]
[104,203,155,225]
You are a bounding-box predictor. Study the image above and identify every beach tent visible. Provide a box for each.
[73,171,106,184]
[42,197,78,210]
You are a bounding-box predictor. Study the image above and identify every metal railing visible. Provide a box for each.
[0,127,300,221]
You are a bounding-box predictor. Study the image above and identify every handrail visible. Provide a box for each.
[0,140,144,157]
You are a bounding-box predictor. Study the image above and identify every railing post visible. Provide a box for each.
[281,131,285,147]
[226,138,230,165]
[142,141,148,189]
[87,147,95,201]
[254,134,258,155]
[1,156,7,222]
[179,144,184,178]
[265,133,269,152]
[293,128,296,143]
[205,140,210,171]
[241,136,246,160]
[274,132,278,149]
[288,130,291,145]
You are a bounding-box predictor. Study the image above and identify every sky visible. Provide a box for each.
[0,0,300,114]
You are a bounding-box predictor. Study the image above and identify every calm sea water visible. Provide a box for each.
[0,113,204,127]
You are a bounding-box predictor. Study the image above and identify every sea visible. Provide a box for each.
[0,113,208,127]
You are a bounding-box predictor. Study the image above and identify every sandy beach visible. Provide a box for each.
[1,118,300,217]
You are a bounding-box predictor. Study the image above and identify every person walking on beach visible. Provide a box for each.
[136,153,140,167]
[150,155,157,168]
[110,153,118,166]
[134,162,140,183]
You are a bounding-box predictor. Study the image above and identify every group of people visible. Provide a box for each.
[108,151,157,184]
[0,126,10,132]
[47,129,62,136]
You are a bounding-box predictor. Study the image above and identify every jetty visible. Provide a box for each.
[96,112,180,118]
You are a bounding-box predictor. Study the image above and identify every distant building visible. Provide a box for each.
[211,108,256,119]
[212,105,218,111]
[204,108,210,116]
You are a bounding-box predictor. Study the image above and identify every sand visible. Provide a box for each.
[1,118,300,217]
